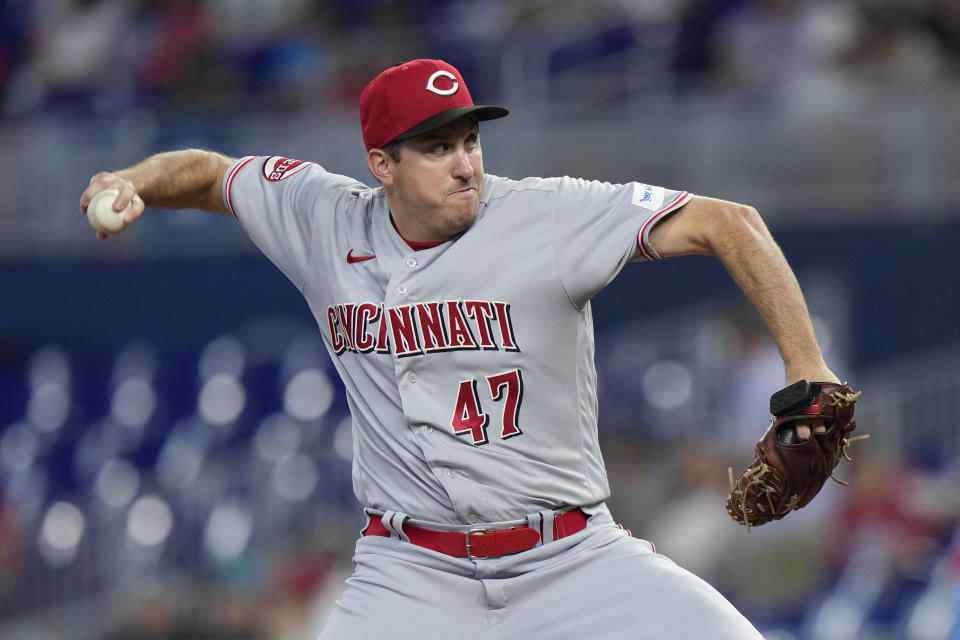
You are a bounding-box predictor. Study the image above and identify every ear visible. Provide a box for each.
[367,149,395,186]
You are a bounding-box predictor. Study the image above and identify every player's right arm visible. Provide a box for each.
[79,149,235,226]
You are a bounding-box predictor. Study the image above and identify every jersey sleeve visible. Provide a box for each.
[552,177,692,307]
[222,156,366,291]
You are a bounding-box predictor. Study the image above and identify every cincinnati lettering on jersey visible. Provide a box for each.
[326,300,520,357]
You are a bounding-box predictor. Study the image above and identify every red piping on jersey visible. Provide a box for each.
[225,156,257,217]
[635,191,690,261]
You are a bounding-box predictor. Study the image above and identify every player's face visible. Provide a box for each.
[388,117,485,242]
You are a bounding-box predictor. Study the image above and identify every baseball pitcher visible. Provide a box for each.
[80,59,862,638]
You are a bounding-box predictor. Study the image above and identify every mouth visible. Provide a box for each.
[449,186,477,197]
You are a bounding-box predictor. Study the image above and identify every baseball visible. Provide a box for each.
[87,188,130,235]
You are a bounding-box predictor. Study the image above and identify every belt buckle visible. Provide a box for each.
[465,528,487,560]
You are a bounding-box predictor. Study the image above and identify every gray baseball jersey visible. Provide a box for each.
[222,156,763,639]
[223,156,690,525]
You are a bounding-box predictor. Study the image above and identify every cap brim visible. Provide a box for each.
[392,105,509,143]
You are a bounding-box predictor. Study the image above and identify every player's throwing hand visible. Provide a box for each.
[80,172,145,239]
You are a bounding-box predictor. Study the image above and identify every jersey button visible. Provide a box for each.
[424,425,434,434]
[447,468,455,478]
[406,258,417,268]
[408,373,418,383]
[397,285,408,295]
[467,514,479,524]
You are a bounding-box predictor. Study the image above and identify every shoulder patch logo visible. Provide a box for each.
[263,156,308,182]
[631,183,665,212]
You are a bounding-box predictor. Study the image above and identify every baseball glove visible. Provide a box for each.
[725,381,866,530]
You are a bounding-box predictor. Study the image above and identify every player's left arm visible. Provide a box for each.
[648,195,839,439]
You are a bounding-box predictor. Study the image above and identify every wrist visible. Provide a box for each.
[784,367,840,385]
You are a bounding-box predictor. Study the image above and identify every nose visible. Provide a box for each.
[451,148,474,181]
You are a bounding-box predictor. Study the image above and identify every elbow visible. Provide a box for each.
[721,201,762,228]
[738,203,766,233]
[702,202,769,256]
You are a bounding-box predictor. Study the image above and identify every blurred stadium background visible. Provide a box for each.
[1,0,959,638]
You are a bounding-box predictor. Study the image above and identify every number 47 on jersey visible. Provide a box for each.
[451,369,523,445]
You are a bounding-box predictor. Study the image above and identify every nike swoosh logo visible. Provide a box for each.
[347,249,376,264]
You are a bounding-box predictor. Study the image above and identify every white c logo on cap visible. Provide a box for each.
[426,70,459,96]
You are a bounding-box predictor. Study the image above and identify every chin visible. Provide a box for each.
[452,204,480,231]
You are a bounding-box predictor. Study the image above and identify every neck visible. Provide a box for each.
[390,214,446,250]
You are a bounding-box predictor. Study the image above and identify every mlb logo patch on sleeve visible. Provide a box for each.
[631,183,665,211]
[262,156,309,182]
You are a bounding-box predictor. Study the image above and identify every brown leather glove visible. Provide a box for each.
[725,382,866,530]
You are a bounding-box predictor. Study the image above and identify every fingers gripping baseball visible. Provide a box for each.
[80,172,145,238]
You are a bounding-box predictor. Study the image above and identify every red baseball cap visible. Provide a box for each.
[360,59,508,151]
